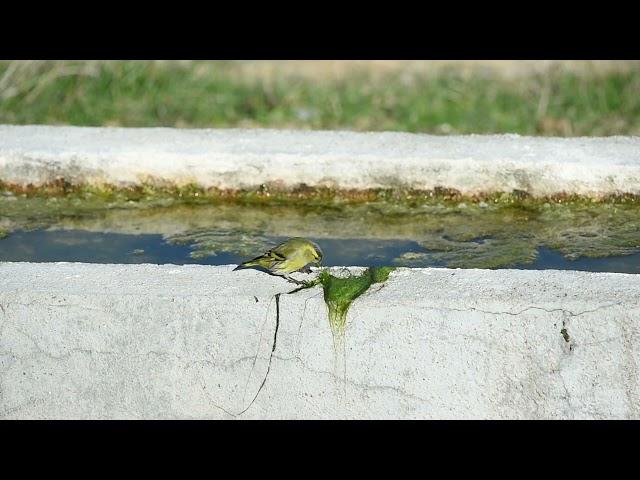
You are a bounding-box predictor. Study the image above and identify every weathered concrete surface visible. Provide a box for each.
[1,262,638,419]
[1,125,639,196]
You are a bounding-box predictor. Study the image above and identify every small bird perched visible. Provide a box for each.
[233,237,323,284]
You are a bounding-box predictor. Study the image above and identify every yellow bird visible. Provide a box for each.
[233,237,323,284]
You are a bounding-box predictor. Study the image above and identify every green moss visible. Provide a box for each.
[2,179,639,207]
[2,186,640,269]
[0,229,8,239]
[392,199,640,269]
[312,267,395,335]
[168,228,274,259]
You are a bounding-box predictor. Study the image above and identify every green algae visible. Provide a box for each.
[155,196,640,266]
[308,267,395,336]
[3,179,638,207]
[394,200,640,268]
[2,185,640,269]
[168,228,274,259]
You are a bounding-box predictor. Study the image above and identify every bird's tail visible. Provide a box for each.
[233,258,260,271]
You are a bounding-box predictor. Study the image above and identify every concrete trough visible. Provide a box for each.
[1,125,639,196]
[0,263,639,419]
[1,126,640,419]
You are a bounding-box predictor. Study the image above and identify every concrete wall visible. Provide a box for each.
[1,262,638,419]
[1,125,640,196]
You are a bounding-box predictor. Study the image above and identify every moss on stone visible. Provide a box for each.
[2,179,639,205]
[313,267,395,335]
[395,200,640,268]
[2,182,640,269]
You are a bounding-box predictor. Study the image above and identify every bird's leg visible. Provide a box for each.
[283,274,304,285]
[298,264,313,274]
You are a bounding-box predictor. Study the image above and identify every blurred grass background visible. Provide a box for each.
[1,60,639,136]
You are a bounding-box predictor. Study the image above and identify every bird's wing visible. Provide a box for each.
[239,240,302,270]
[265,242,292,262]
[264,247,287,261]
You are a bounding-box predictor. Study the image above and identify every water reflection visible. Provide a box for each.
[1,229,639,273]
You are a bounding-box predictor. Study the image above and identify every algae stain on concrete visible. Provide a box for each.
[237,269,395,415]
[297,266,395,401]
[313,267,395,338]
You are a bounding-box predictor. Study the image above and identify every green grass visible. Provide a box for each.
[1,61,639,135]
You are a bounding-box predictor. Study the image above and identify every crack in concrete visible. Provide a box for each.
[295,290,323,358]
[235,293,282,416]
[233,284,321,417]
[271,354,431,406]
[446,302,623,318]
[1,289,635,419]
[0,344,264,373]
[549,365,575,417]
[198,377,243,419]
[2,301,111,312]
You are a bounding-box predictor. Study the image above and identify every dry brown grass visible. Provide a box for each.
[229,60,640,83]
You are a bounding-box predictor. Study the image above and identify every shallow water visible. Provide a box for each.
[2,194,640,273]
[1,229,639,273]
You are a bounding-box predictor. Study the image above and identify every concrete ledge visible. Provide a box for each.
[1,125,639,196]
[1,262,638,419]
